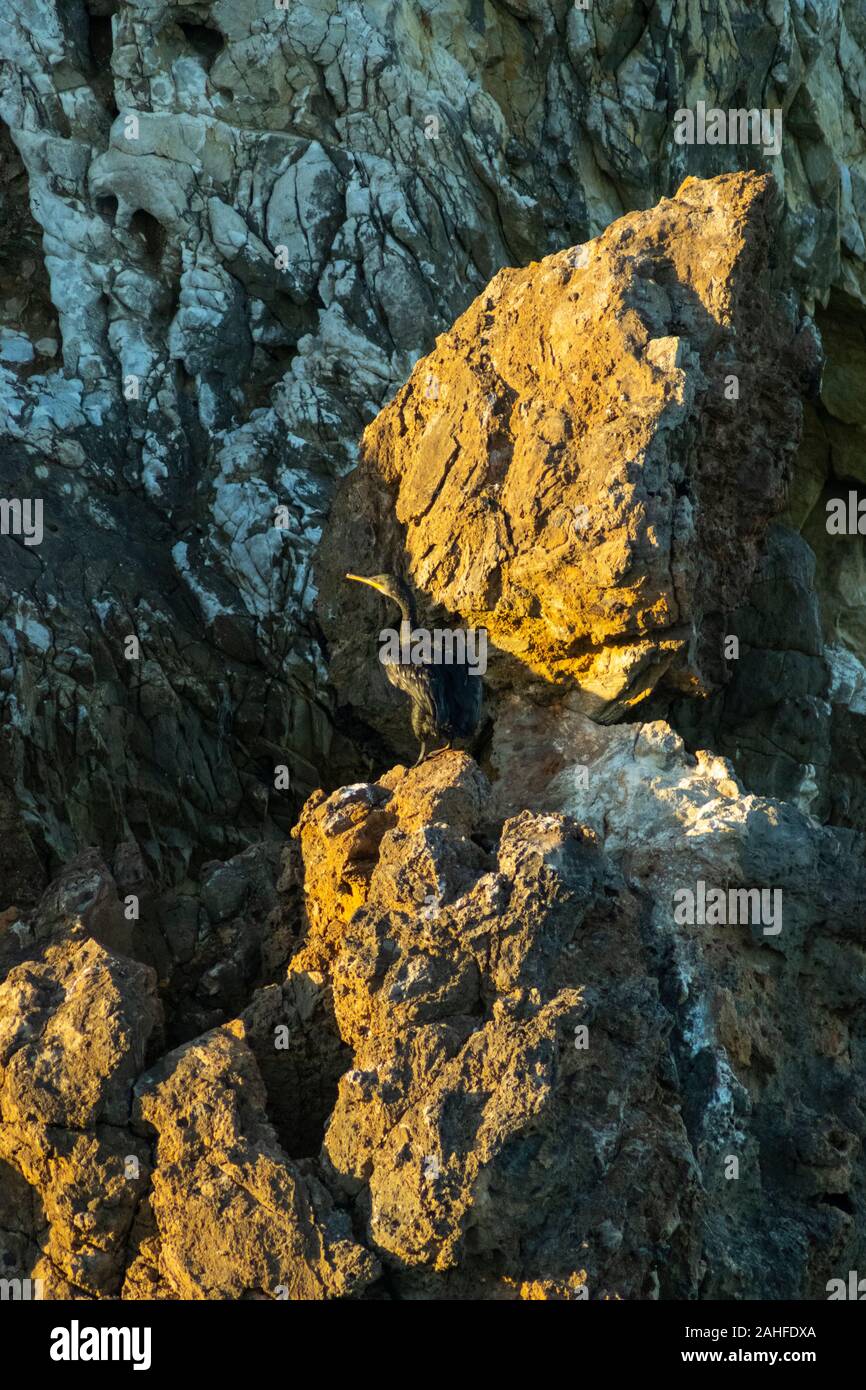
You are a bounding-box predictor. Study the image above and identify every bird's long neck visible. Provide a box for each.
[395,588,416,631]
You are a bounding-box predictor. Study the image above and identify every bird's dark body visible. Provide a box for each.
[381,650,482,748]
[345,571,484,763]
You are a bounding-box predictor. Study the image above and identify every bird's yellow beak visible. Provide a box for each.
[345,573,383,592]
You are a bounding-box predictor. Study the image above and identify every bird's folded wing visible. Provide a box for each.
[384,659,443,725]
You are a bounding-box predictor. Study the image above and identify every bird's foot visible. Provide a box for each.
[425,742,454,760]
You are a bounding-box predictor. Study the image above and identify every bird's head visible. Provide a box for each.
[345,572,403,602]
[345,571,416,624]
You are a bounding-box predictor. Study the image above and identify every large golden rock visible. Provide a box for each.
[318,172,819,734]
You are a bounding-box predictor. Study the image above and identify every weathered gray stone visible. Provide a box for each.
[3,1,866,880]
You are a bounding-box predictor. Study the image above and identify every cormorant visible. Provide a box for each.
[345,572,483,764]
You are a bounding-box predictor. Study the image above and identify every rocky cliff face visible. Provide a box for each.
[2,0,866,1302]
[2,0,866,885]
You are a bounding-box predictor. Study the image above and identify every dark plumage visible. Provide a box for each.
[346,572,483,764]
